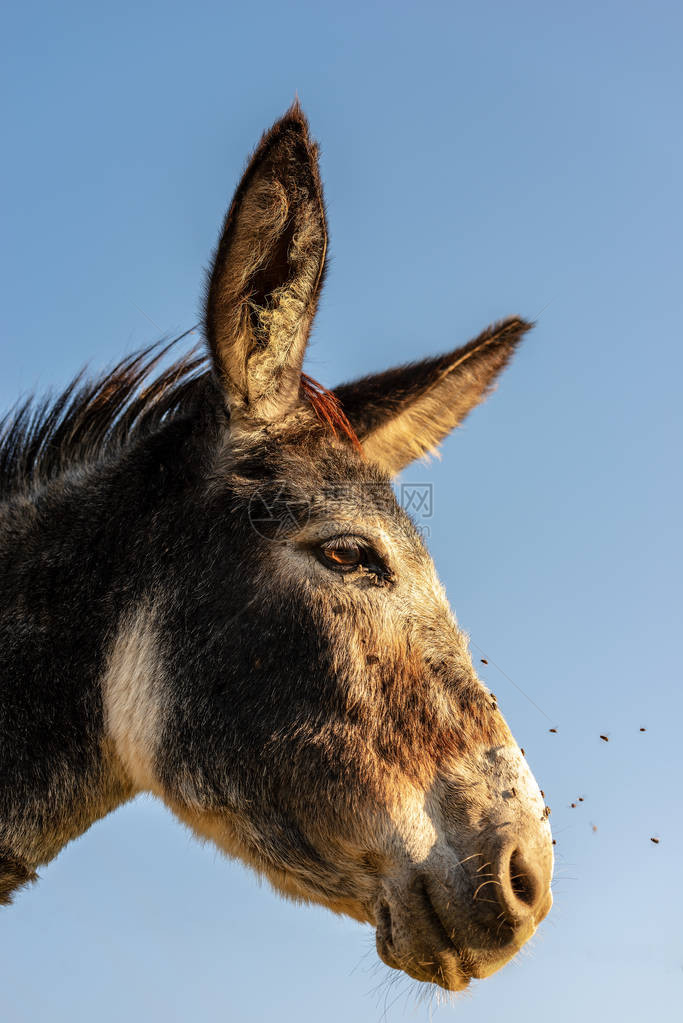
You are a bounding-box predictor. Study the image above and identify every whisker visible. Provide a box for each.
[473,878,502,900]
[457,853,485,866]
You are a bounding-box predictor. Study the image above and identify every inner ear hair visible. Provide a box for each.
[334,317,533,475]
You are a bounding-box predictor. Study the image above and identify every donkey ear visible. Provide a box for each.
[205,103,327,423]
[334,318,532,475]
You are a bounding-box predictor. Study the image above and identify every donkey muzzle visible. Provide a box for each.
[374,833,553,991]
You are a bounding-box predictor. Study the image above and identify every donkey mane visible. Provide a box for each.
[0,331,205,499]
[0,333,361,499]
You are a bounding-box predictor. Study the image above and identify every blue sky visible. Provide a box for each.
[1,1,682,1020]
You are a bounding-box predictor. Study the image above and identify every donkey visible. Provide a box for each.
[0,103,552,992]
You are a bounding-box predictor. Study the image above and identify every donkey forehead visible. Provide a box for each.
[258,437,423,531]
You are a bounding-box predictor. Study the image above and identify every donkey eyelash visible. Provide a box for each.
[320,533,368,551]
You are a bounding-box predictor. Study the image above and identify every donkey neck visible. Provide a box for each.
[0,412,207,873]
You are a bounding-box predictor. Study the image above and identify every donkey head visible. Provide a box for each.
[126,105,552,992]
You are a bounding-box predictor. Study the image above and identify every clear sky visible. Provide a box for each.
[1,1,682,1020]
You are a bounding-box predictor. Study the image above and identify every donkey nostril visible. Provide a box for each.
[508,848,539,909]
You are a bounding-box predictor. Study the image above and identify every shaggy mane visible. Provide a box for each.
[0,333,361,498]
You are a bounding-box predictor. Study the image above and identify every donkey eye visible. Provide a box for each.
[317,541,364,572]
[315,538,387,578]
[327,546,361,567]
